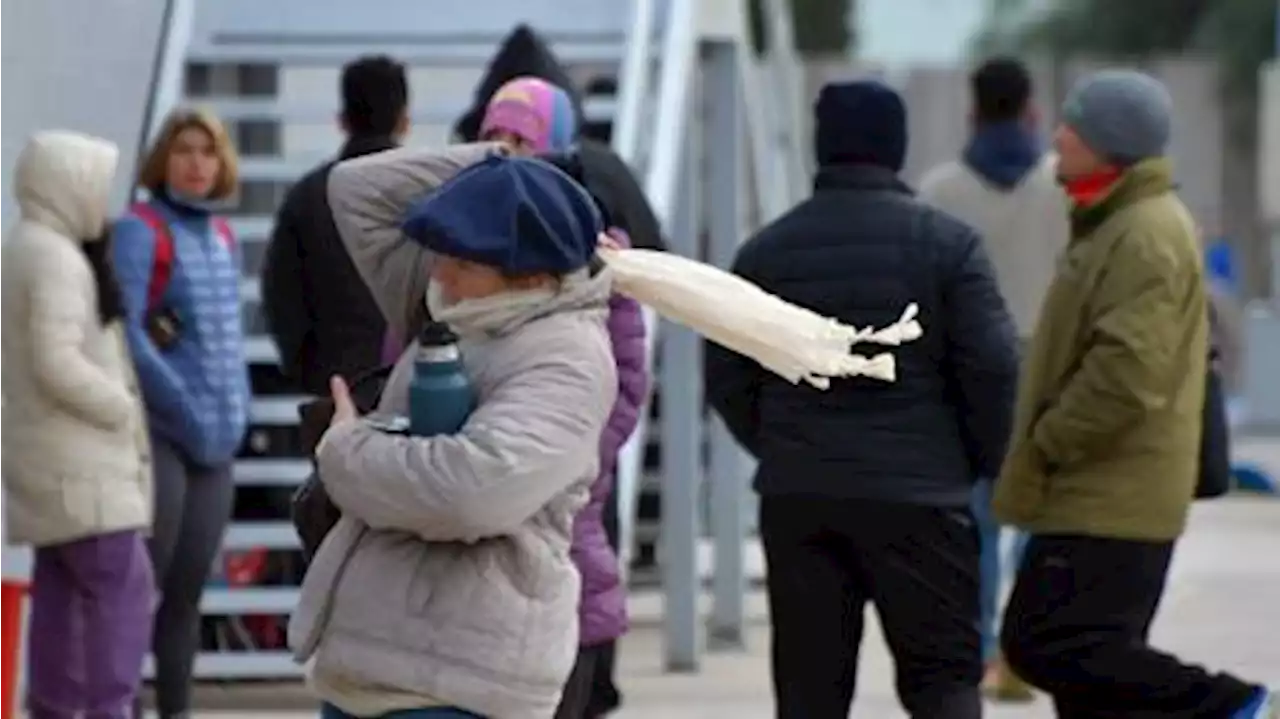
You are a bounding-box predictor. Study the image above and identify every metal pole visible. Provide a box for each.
[704,39,750,652]
[612,0,660,594]
[1271,1,1280,296]
[612,0,656,167]
[1275,0,1279,55]
[659,65,705,673]
[142,0,197,147]
[763,0,812,200]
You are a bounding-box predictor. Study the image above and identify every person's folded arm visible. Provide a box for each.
[317,344,616,543]
[110,216,194,432]
[327,142,504,340]
[1032,230,1185,468]
[943,230,1020,478]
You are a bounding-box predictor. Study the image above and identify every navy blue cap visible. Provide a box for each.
[401,154,603,275]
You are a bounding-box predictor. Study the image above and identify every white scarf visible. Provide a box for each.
[424,269,595,338]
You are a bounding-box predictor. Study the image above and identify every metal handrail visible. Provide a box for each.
[611,0,659,582]
[741,57,788,224]
[643,0,699,225]
[740,0,809,224]
[763,0,811,202]
[141,0,198,150]
[612,0,700,583]
[612,0,656,168]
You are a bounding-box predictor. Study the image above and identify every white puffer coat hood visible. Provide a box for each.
[2,129,151,548]
[15,130,119,241]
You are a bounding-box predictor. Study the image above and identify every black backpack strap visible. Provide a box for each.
[349,363,397,394]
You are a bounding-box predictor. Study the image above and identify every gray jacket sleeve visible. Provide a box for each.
[315,322,617,543]
[326,142,504,340]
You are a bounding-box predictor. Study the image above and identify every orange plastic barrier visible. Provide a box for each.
[1,580,28,719]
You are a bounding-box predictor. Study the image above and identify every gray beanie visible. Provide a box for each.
[1062,69,1173,166]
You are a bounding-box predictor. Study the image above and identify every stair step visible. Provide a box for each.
[206,96,617,125]
[187,41,630,66]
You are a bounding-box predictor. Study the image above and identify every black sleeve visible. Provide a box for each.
[703,242,766,455]
[261,188,313,385]
[579,140,666,252]
[941,228,1021,478]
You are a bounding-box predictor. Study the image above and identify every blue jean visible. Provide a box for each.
[971,479,1028,663]
[320,704,485,719]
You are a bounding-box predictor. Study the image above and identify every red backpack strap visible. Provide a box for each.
[130,203,174,311]
[212,217,235,250]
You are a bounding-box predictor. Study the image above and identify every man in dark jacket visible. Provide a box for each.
[261,55,408,395]
[705,81,1019,719]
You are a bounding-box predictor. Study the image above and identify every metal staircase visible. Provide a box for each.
[159,0,660,679]
[1,0,807,683]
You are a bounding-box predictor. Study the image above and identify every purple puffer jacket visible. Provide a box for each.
[573,251,649,647]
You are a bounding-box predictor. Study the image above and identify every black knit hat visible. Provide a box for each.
[813,81,908,171]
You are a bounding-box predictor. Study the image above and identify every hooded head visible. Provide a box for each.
[15,130,119,241]
[480,77,578,154]
[454,24,584,143]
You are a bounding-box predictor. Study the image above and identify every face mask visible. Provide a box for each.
[425,282,451,322]
[424,281,557,337]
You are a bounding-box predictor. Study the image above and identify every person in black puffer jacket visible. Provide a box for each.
[704,81,1019,719]
[261,55,408,396]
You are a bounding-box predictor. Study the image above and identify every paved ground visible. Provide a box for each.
[167,495,1280,718]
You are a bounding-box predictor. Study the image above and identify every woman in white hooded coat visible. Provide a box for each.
[1,130,154,719]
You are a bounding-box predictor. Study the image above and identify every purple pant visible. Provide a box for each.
[27,529,155,719]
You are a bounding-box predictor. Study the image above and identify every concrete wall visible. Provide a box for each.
[1,0,170,225]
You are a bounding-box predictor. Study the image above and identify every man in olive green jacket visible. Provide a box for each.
[994,69,1276,718]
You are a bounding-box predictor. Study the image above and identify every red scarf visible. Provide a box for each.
[1063,168,1122,207]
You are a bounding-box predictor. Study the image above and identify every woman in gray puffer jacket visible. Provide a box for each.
[290,145,618,719]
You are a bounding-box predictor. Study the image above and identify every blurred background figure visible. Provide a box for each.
[918,55,1069,703]
[2,130,155,719]
[480,76,578,155]
[472,75,652,716]
[1205,233,1247,403]
[261,55,410,391]
[454,24,665,255]
[112,108,248,719]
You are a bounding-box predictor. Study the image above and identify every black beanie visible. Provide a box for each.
[813,81,908,171]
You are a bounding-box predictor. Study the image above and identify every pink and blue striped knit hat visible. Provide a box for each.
[479,76,578,152]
